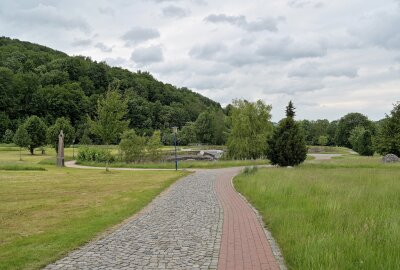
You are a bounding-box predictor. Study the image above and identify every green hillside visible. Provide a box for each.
[0,37,221,141]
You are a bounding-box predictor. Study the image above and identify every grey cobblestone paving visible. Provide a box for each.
[44,171,222,270]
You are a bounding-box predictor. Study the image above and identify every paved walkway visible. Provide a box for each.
[216,169,280,270]
[45,167,283,270]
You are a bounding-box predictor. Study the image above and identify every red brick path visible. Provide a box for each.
[216,168,280,270]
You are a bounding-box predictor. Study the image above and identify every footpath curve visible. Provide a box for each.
[47,162,284,269]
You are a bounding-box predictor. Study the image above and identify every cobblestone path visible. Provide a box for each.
[44,168,283,270]
[45,171,222,270]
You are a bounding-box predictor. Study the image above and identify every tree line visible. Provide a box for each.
[0,36,221,144]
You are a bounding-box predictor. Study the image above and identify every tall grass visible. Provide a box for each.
[234,159,400,269]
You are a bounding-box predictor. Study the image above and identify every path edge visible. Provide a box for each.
[230,172,287,270]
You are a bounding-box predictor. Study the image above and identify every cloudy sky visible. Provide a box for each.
[1,0,399,121]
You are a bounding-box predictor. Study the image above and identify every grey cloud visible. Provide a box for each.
[189,43,227,59]
[71,39,92,47]
[288,0,324,8]
[98,7,115,16]
[5,4,91,33]
[267,81,325,94]
[162,5,189,18]
[95,42,112,52]
[289,62,358,78]
[131,45,164,65]
[256,37,327,61]
[204,14,282,32]
[350,10,400,50]
[122,27,160,45]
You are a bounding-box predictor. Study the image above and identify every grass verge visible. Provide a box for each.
[77,159,269,169]
[0,167,187,270]
[234,156,400,269]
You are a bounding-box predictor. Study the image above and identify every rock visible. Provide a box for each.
[382,154,399,163]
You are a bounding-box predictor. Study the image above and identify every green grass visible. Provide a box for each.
[0,145,188,270]
[0,164,46,171]
[77,159,269,169]
[234,156,400,269]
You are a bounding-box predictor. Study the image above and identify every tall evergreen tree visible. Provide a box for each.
[267,101,307,166]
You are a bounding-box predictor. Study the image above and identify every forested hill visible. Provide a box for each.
[0,36,221,137]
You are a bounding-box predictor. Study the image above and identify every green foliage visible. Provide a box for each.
[47,117,75,152]
[335,113,374,148]
[227,100,273,159]
[374,102,400,156]
[0,37,221,138]
[2,129,14,143]
[267,102,307,166]
[285,100,295,117]
[317,135,328,146]
[13,126,31,148]
[147,130,163,161]
[300,119,330,145]
[349,126,374,156]
[119,129,146,163]
[90,89,129,144]
[22,116,47,154]
[178,122,197,146]
[77,147,115,163]
[194,109,227,145]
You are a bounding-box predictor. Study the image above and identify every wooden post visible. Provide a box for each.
[57,130,65,167]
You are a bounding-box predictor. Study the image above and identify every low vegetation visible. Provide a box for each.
[234,155,400,269]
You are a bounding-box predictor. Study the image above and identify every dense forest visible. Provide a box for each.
[0,37,221,143]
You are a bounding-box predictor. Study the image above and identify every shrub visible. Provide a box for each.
[119,129,146,163]
[77,147,115,163]
[243,166,258,174]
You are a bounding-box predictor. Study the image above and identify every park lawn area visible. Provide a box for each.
[77,159,270,169]
[0,160,187,270]
[234,156,400,270]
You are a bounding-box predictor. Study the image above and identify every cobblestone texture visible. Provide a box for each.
[44,171,222,270]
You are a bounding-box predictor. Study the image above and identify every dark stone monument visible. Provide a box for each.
[57,130,65,167]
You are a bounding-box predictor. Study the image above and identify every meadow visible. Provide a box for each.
[235,155,400,269]
[0,145,187,270]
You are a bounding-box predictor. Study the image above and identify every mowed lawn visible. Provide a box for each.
[0,147,187,270]
[235,156,400,269]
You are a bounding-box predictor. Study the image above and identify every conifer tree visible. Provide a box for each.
[267,101,307,166]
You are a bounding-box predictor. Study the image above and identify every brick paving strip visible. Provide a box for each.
[216,168,284,270]
[44,166,285,270]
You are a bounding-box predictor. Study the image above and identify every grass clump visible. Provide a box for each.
[0,164,46,171]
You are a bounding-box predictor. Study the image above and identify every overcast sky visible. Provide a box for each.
[1,0,399,121]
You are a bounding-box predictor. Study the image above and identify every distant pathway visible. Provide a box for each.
[46,165,283,269]
[308,154,343,160]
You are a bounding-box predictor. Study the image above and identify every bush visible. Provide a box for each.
[77,147,115,163]
[243,166,258,174]
[119,130,146,163]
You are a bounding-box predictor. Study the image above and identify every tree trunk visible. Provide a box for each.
[29,147,34,155]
